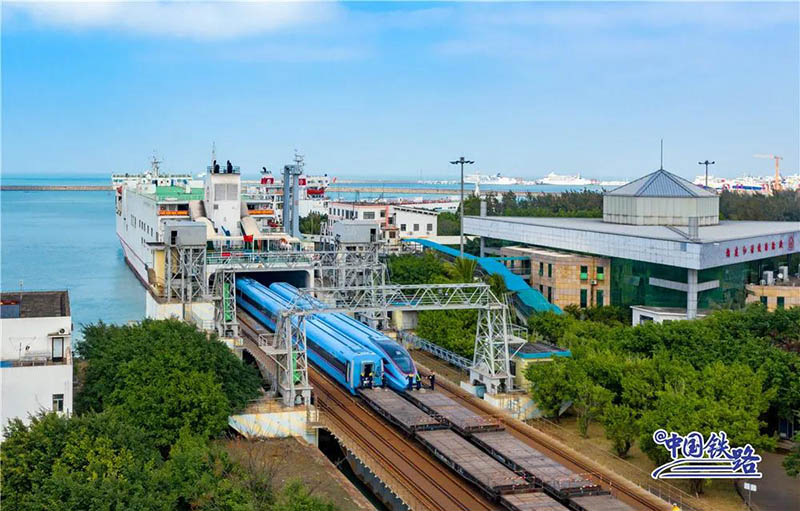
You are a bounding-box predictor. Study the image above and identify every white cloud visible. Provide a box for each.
[6,1,342,40]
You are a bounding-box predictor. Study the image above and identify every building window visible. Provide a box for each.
[597,266,605,280]
[400,224,406,231]
[777,297,785,309]
[539,284,544,293]
[52,394,64,413]
[389,231,397,239]
[639,315,654,324]
[52,337,65,361]
[547,287,553,302]
[538,262,544,276]
[547,263,553,278]
[413,224,419,232]
[580,265,588,280]
[427,223,433,232]
[760,296,768,306]
[596,290,604,307]
[363,211,375,220]
[580,289,588,308]
[380,210,386,218]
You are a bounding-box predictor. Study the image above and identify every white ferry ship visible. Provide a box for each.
[113,156,330,291]
[537,173,596,186]
[464,172,519,185]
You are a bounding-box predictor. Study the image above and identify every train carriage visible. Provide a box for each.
[270,282,418,391]
[236,278,383,393]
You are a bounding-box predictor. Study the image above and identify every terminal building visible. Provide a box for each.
[465,168,800,321]
[1,291,73,438]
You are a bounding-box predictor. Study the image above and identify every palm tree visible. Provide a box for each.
[445,257,478,283]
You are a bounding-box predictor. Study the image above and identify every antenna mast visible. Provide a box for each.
[659,139,664,170]
[150,151,161,177]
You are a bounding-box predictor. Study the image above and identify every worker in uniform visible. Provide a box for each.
[415,374,421,391]
[407,375,414,390]
[429,373,436,390]
[672,504,681,511]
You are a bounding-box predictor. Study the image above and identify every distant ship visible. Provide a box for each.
[537,173,596,186]
[693,175,767,192]
[464,172,519,185]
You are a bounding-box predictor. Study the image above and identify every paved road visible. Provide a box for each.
[738,451,799,511]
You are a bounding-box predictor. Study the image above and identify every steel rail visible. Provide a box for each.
[417,366,674,511]
[309,368,497,511]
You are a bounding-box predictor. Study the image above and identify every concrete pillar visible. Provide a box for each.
[479,199,487,258]
[687,268,698,319]
[282,166,291,235]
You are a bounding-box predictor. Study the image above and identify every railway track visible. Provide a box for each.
[416,366,674,511]
[310,368,499,511]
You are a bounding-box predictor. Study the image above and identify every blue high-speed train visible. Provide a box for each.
[270,282,419,392]
[236,278,383,394]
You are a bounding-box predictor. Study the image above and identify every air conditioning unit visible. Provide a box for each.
[779,266,789,281]
[591,280,598,285]
[59,328,66,334]
[760,279,767,286]
[763,271,774,285]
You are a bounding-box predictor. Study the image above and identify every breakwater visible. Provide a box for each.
[1,185,113,191]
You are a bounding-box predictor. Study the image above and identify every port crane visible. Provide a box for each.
[753,153,784,190]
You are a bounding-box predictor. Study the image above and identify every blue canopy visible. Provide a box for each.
[403,239,562,315]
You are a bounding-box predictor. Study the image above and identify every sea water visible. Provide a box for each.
[1,189,145,338]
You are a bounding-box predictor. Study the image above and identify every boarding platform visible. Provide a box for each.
[358,387,444,434]
[415,429,533,497]
[472,431,601,497]
[403,390,503,434]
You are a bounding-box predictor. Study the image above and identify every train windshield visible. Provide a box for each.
[375,339,414,374]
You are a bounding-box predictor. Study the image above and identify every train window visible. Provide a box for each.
[375,339,414,373]
[346,362,351,383]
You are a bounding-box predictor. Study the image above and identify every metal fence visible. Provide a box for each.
[399,331,472,370]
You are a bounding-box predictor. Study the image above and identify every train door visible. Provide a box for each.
[346,362,351,384]
[362,362,374,387]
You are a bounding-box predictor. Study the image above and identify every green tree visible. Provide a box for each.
[387,252,445,285]
[271,480,336,511]
[638,363,775,494]
[299,213,328,235]
[572,372,613,438]
[437,211,460,236]
[444,257,478,283]
[603,404,638,457]
[784,433,800,478]
[485,273,508,301]
[524,357,572,420]
[416,309,478,358]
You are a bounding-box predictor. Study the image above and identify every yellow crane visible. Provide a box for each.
[754,153,784,190]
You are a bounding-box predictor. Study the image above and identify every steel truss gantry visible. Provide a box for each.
[213,270,238,338]
[165,244,208,303]
[258,314,312,407]
[276,282,523,395]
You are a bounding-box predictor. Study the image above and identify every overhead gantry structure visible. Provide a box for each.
[236,282,524,406]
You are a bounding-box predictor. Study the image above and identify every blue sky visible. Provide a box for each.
[2,1,798,180]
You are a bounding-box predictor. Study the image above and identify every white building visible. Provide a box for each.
[1,291,73,436]
[327,201,439,246]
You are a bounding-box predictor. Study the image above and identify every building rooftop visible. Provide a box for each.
[0,290,70,318]
[469,216,798,244]
[516,341,571,359]
[606,168,715,198]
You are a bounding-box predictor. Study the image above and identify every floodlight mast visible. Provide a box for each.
[449,156,475,257]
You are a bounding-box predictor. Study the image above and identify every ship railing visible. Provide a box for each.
[207,250,314,267]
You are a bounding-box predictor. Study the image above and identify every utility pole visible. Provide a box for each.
[449,156,474,257]
[698,160,715,187]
